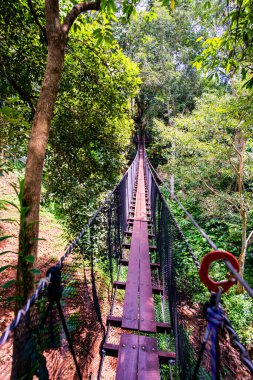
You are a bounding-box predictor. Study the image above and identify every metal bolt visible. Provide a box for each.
[141,318,144,321]
[142,346,145,350]
[132,345,136,349]
[152,348,155,351]
[123,344,126,347]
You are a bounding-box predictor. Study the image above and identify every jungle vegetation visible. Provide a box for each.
[0,0,252,345]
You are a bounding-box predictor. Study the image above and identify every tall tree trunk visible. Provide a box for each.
[15,0,100,309]
[16,34,67,305]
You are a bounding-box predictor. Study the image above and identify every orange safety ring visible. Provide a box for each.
[199,250,240,293]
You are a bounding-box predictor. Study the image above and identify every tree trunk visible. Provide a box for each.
[16,35,66,305]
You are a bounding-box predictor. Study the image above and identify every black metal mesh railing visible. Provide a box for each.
[144,150,253,380]
[0,153,139,380]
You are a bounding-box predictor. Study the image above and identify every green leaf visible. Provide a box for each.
[107,0,117,13]
[204,1,211,10]
[29,237,46,242]
[0,218,18,223]
[0,235,13,242]
[29,268,41,275]
[196,36,204,43]
[10,183,19,198]
[0,200,19,210]
[0,250,18,256]
[0,265,16,273]
[20,206,29,216]
[243,76,253,89]
[2,279,16,289]
[24,255,35,263]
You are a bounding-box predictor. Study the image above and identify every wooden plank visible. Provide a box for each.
[116,334,138,380]
[138,336,160,380]
[106,316,171,332]
[103,341,176,363]
[119,259,160,269]
[136,154,156,333]
[152,285,163,294]
[156,321,171,333]
[157,350,176,363]
[114,281,162,294]
[150,262,160,269]
[139,222,156,333]
[113,281,126,289]
[122,220,140,330]
[106,315,122,326]
[122,243,131,249]
[103,343,119,357]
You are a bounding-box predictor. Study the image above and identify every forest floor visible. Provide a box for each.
[0,171,67,334]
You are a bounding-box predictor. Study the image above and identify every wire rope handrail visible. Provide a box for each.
[0,151,139,349]
[143,148,253,376]
[145,152,253,299]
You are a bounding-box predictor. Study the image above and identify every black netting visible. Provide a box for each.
[0,154,139,380]
[144,152,253,380]
[1,149,252,380]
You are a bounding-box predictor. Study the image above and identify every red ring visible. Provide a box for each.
[199,250,240,293]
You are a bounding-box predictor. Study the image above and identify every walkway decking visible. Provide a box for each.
[103,148,175,379]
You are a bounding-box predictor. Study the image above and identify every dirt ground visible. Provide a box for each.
[0,172,66,334]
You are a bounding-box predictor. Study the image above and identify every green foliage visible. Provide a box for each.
[44,24,140,235]
[194,0,253,89]
[0,179,42,296]
[147,86,253,344]
[148,88,253,230]
[117,2,206,127]
[0,0,45,161]
[223,290,253,347]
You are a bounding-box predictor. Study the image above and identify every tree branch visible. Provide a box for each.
[0,57,35,116]
[226,148,239,175]
[232,142,242,157]
[62,0,100,35]
[203,180,240,211]
[27,0,48,45]
[246,230,253,248]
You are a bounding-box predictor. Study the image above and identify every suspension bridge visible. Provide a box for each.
[0,144,252,379]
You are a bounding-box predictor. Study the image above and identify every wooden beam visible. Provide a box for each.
[103,342,176,362]
[119,259,160,269]
[106,316,171,333]
[113,281,163,294]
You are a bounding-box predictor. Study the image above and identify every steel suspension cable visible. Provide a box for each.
[145,152,253,299]
[0,152,139,348]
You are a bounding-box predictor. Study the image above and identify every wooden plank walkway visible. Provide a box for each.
[122,148,156,332]
[103,147,175,379]
[115,334,160,380]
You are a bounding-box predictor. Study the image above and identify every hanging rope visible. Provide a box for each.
[41,266,83,380]
[194,252,253,377]
[191,290,223,380]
